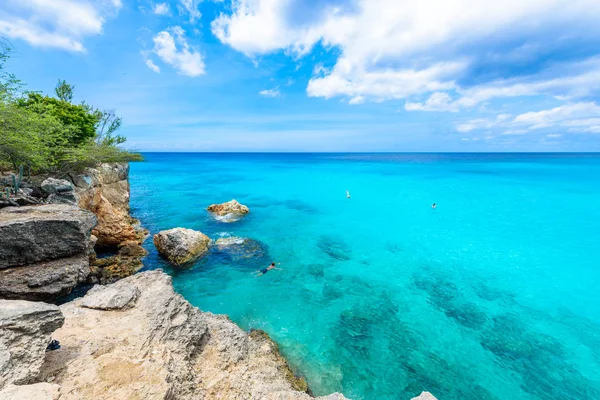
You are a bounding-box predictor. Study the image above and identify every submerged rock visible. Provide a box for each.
[153,228,210,265]
[213,236,271,268]
[207,199,249,222]
[0,300,64,388]
[40,270,347,400]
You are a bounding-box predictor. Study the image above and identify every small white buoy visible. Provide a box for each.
[346,190,351,199]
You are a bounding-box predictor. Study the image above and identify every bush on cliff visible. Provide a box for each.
[0,44,142,173]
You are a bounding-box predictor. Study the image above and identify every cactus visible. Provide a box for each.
[5,188,10,199]
[10,165,24,195]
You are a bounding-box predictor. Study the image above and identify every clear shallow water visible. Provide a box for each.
[130,153,600,400]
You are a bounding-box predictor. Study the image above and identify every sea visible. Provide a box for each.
[129,153,600,400]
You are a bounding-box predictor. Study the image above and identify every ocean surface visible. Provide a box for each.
[130,153,600,400]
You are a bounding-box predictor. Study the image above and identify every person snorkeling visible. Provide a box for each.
[431,202,437,209]
[254,262,281,277]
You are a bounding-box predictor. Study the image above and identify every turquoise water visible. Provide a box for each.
[130,153,600,400]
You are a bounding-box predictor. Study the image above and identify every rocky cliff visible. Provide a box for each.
[0,270,347,400]
[0,163,147,301]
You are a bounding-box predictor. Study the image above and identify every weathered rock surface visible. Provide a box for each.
[80,279,140,310]
[0,254,90,301]
[153,228,210,265]
[411,392,438,400]
[73,163,139,249]
[207,199,250,222]
[0,300,64,388]
[41,178,78,205]
[40,270,346,400]
[0,204,96,269]
[0,382,61,400]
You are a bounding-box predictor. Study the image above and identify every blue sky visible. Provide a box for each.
[2,0,600,151]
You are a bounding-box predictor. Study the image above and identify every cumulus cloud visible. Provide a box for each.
[0,0,121,52]
[457,102,600,133]
[211,0,600,106]
[259,87,281,97]
[153,27,205,77]
[153,2,170,15]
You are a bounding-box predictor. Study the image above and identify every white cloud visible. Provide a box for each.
[0,0,121,52]
[178,0,202,22]
[348,96,364,105]
[153,27,205,77]
[259,87,280,97]
[153,2,170,15]
[457,102,600,133]
[405,92,459,112]
[212,0,600,105]
[145,59,161,73]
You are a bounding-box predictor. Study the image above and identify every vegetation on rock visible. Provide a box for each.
[0,43,142,174]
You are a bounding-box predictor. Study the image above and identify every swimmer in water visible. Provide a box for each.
[254,262,281,277]
[346,190,351,199]
[432,202,436,209]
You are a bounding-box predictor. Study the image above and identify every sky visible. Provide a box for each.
[1,0,600,152]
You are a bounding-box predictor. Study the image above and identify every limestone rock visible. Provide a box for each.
[40,270,347,400]
[153,228,210,265]
[0,300,64,387]
[0,205,96,269]
[78,188,137,249]
[80,280,140,310]
[411,392,438,400]
[0,254,90,301]
[0,383,61,400]
[207,199,250,222]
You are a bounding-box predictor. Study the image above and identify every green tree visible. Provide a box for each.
[54,79,74,102]
[17,92,100,145]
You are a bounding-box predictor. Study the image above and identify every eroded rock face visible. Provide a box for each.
[207,199,250,222]
[0,254,90,301]
[153,228,210,265]
[0,300,64,388]
[40,270,347,400]
[73,163,138,250]
[0,205,96,269]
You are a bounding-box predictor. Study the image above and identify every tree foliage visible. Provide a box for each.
[0,45,142,173]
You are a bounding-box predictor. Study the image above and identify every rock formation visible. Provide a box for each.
[153,227,210,265]
[40,178,78,205]
[0,205,96,301]
[207,199,250,222]
[73,163,142,250]
[38,270,347,400]
[0,300,64,387]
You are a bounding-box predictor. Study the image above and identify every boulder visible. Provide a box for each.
[0,383,61,400]
[0,205,97,269]
[153,228,210,265]
[40,270,347,400]
[207,199,250,222]
[0,254,90,301]
[0,300,64,388]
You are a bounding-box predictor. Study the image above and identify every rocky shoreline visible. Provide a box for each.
[0,162,436,399]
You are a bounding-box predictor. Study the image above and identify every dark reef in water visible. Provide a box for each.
[317,235,352,261]
[411,269,600,399]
